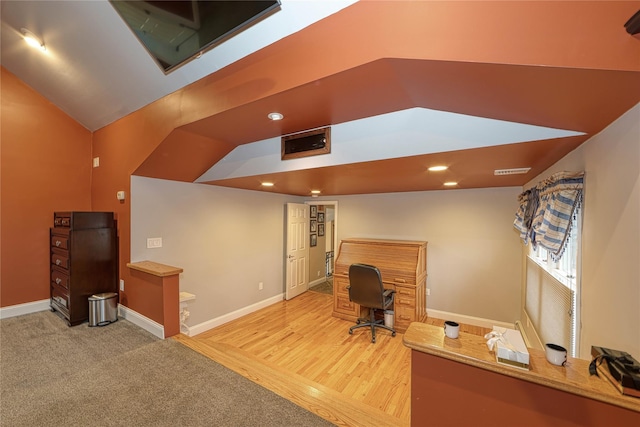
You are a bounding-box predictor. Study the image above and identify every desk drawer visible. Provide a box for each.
[395,296,415,308]
[334,277,350,297]
[395,286,415,300]
[395,286,416,308]
[334,294,357,316]
[395,305,415,322]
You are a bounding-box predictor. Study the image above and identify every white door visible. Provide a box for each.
[285,203,309,300]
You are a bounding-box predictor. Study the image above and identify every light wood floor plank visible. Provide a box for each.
[174,290,491,426]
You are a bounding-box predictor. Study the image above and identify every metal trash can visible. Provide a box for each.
[384,310,394,328]
[88,292,118,327]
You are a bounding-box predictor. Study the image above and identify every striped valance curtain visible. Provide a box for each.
[514,171,584,261]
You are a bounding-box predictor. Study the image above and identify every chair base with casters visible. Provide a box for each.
[347,263,397,343]
[348,288,396,343]
[349,308,396,343]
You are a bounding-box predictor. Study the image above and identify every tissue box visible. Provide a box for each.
[492,327,530,370]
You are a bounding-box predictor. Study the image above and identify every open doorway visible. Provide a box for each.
[307,201,337,295]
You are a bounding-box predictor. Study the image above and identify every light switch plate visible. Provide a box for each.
[147,237,162,248]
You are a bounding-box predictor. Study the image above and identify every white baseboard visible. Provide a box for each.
[309,277,327,287]
[426,309,514,330]
[0,299,50,319]
[118,305,164,339]
[187,293,284,337]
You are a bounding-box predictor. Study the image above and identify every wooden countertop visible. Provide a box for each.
[403,322,640,413]
[127,260,183,277]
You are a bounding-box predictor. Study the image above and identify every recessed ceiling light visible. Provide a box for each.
[20,28,46,51]
[428,165,448,172]
[261,182,274,187]
[311,190,321,194]
[444,181,458,187]
[267,112,283,121]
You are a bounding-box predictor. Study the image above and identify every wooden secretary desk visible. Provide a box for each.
[332,238,427,333]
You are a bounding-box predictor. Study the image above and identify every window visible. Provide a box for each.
[527,208,581,357]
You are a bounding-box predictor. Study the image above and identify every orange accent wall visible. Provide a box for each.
[3,1,639,322]
[410,350,640,425]
[1,67,92,307]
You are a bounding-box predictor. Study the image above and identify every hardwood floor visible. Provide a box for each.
[173,291,490,427]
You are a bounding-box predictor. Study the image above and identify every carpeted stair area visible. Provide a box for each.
[0,311,334,426]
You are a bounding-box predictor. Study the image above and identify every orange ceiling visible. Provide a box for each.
[133,1,640,196]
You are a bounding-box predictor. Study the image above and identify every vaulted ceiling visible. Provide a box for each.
[2,1,639,196]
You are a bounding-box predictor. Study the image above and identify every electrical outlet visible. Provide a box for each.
[146,237,162,248]
[317,270,321,277]
[92,157,100,167]
[426,288,431,296]
[120,279,125,291]
[258,282,263,290]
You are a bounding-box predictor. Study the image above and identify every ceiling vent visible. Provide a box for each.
[281,127,331,160]
[494,167,531,176]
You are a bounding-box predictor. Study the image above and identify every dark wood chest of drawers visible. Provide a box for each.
[50,212,118,326]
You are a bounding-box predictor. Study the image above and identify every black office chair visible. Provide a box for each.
[347,263,396,343]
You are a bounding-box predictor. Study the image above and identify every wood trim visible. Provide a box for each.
[403,322,640,413]
[127,260,183,277]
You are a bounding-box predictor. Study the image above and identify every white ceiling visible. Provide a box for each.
[196,107,584,183]
[0,0,357,131]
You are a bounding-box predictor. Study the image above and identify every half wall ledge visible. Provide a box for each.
[127,261,184,338]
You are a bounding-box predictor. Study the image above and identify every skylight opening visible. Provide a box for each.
[110,1,281,74]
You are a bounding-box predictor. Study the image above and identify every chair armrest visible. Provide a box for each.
[383,289,395,297]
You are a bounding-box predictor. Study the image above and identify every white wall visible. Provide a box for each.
[325,187,523,323]
[523,103,640,358]
[131,176,302,326]
[132,177,523,332]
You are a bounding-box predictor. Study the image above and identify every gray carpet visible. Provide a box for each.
[0,311,334,426]
[309,280,333,295]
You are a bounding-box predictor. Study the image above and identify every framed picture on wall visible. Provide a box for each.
[318,223,325,237]
[318,212,325,223]
[310,234,317,247]
[310,205,317,218]
[310,220,317,232]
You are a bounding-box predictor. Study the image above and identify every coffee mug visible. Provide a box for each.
[444,320,460,339]
[545,343,567,366]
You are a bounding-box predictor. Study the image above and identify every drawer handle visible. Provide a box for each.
[399,315,411,320]
[398,299,412,305]
[394,278,406,283]
[398,289,412,295]
[341,303,351,308]
[56,259,61,265]
[55,240,62,247]
[55,278,62,284]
